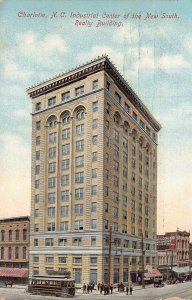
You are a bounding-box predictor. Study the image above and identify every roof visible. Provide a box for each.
[26,55,161,132]
[0,268,28,278]
[144,268,162,278]
[0,216,30,223]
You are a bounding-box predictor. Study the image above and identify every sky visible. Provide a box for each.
[0,0,192,238]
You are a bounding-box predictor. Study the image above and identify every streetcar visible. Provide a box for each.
[28,271,75,297]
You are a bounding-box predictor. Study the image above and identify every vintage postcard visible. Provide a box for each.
[0,0,191,299]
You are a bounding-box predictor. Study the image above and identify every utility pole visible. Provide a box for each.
[108,226,112,285]
[141,232,145,289]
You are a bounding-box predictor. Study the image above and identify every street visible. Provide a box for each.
[0,282,192,300]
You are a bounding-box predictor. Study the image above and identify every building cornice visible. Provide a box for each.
[26,55,161,132]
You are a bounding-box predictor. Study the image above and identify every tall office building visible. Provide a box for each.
[27,55,161,285]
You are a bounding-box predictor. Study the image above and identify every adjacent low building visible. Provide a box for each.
[0,216,30,283]
[157,230,190,279]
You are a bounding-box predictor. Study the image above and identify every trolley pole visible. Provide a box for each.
[108,226,112,285]
[141,232,145,289]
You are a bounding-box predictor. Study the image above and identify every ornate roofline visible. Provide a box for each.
[27,55,161,132]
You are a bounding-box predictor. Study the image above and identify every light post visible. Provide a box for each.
[141,232,145,289]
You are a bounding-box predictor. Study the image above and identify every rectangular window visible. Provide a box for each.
[48,192,55,203]
[76,124,84,135]
[61,205,69,217]
[36,121,41,130]
[62,91,70,102]
[114,176,119,187]
[75,204,83,215]
[34,239,38,246]
[90,257,97,264]
[49,132,56,144]
[46,256,54,263]
[47,223,55,232]
[35,165,40,175]
[92,80,98,90]
[123,138,128,149]
[60,222,69,231]
[58,239,67,246]
[113,145,119,157]
[62,128,70,139]
[35,194,39,203]
[35,180,40,189]
[48,177,56,188]
[48,162,56,173]
[92,135,98,145]
[36,136,41,145]
[75,188,84,200]
[92,152,97,162]
[115,92,121,103]
[113,129,119,142]
[61,174,69,186]
[34,224,39,232]
[61,190,69,201]
[35,102,41,111]
[140,119,145,129]
[91,202,97,213]
[113,222,118,232]
[91,219,97,229]
[48,96,56,107]
[73,268,82,284]
[92,101,98,112]
[92,119,98,129]
[62,159,70,170]
[73,237,82,246]
[113,207,118,217]
[49,147,56,159]
[73,257,82,264]
[91,185,97,196]
[113,192,119,203]
[74,220,83,230]
[76,155,84,167]
[123,152,128,163]
[59,256,67,263]
[105,203,108,212]
[47,207,55,217]
[33,256,39,263]
[106,102,110,114]
[113,161,119,172]
[124,103,129,113]
[92,169,97,179]
[91,237,96,246]
[123,166,127,178]
[123,195,127,206]
[45,238,54,246]
[75,85,84,96]
[132,111,137,120]
[104,220,109,230]
[146,126,151,135]
[106,81,110,91]
[36,150,40,160]
[34,209,39,217]
[76,140,84,151]
[75,172,84,183]
[62,143,70,155]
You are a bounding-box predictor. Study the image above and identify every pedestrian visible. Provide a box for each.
[87,284,90,294]
[83,283,86,293]
[117,282,120,292]
[110,283,113,294]
[126,283,129,295]
[90,284,93,293]
[100,282,104,294]
[129,282,133,295]
[97,282,100,291]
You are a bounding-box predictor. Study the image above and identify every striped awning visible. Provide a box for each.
[144,268,162,278]
[0,268,28,278]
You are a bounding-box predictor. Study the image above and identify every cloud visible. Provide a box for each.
[158,54,190,70]
[0,133,31,218]
[4,62,33,80]
[112,24,139,44]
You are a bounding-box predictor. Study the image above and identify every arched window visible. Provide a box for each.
[114,112,121,126]
[23,247,27,260]
[76,109,85,120]
[9,230,12,241]
[62,113,70,124]
[47,116,57,128]
[23,229,27,241]
[0,247,4,260]
[15,229,19,241]
[132,129,137,142]
[123,121,129,134]
[1,230,5,242]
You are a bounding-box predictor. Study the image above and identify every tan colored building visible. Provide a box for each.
[27,55,161,285]
[0,216,30,268]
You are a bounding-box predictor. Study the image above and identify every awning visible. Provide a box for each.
[0,268,28,278]
[144,268,162,278]
[172,266,190,275]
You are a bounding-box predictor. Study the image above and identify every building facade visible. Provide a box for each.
[0,216,30,268]
[27,56,161,285]
[157,230,190,269]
